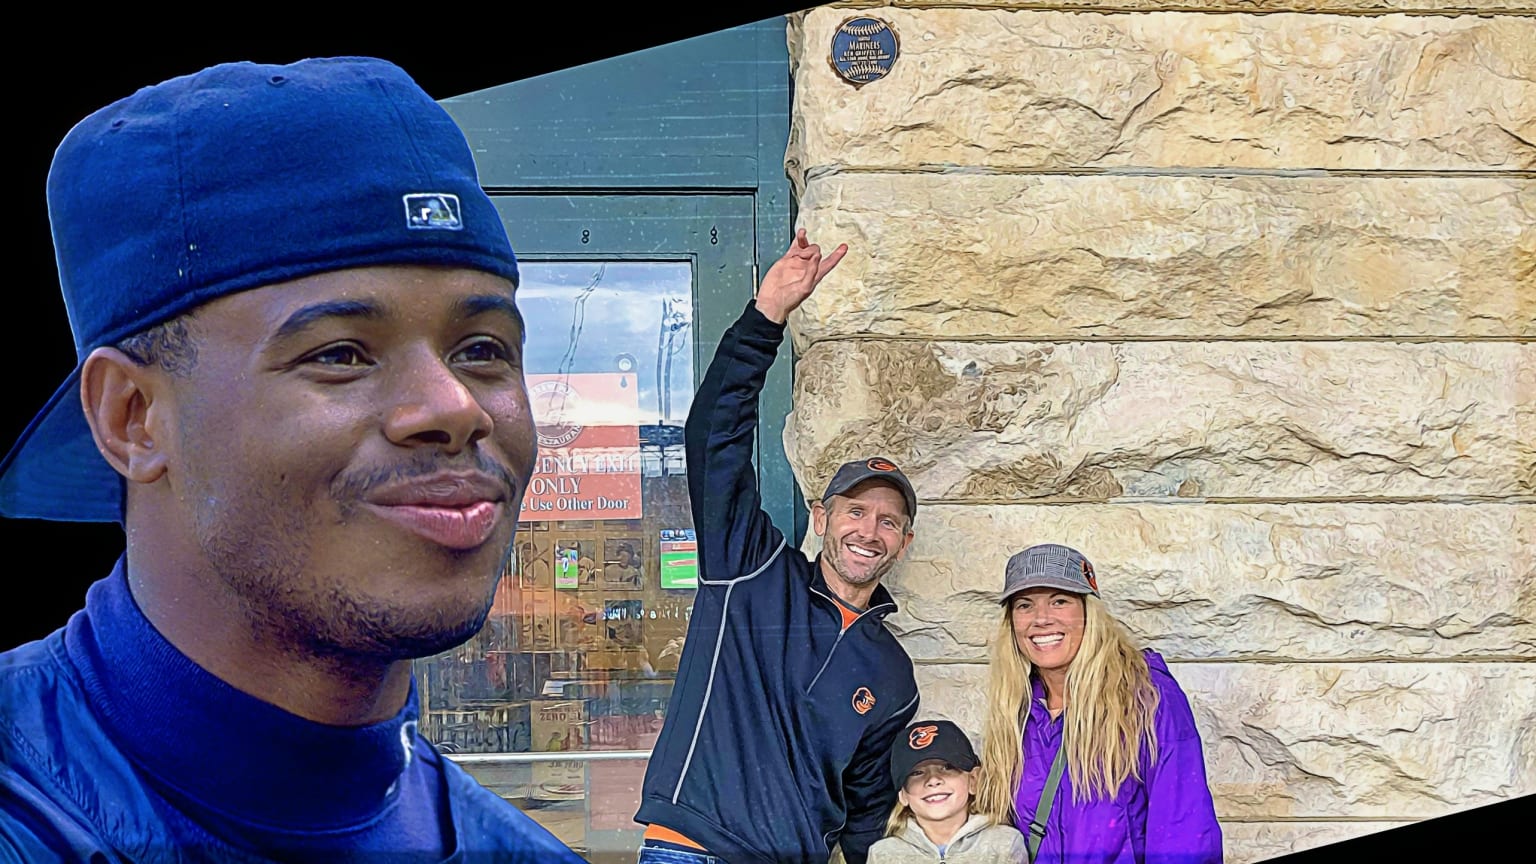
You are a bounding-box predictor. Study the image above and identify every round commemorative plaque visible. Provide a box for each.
[829,16,900,88]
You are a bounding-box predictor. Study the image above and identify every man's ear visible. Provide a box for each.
[80,347,173,485]
[894,526,916,561]
[811,499,829,538]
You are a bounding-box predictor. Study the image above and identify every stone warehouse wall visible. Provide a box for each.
[782,2,1534,861]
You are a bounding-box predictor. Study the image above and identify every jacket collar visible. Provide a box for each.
[808,553,899,622]
[63,557,421,830]
[898,813,993,854]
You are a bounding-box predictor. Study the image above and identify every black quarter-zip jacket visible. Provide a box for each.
[636,300,920,864]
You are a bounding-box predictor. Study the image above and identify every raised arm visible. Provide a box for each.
[683,230,848,584]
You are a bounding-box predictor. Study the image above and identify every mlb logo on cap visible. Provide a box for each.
[404,193,463,230]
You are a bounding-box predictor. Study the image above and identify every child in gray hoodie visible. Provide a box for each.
[869,720,1027,864]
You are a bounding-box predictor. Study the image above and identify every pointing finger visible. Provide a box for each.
[815,243,849,281]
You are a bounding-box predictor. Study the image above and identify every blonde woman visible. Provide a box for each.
[975,545,1222,864]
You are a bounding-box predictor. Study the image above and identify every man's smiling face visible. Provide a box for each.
[146,264,536,660]
[812,478,914,594]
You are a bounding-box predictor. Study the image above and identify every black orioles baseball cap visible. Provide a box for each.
[890,719,979,787]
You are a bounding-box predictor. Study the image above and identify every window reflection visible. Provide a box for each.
[415,261,697,859]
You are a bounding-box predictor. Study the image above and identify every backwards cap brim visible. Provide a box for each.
[0,366,124,522]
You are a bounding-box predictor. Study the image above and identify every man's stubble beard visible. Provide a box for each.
[193,487,511,667]
[826,537,899,589]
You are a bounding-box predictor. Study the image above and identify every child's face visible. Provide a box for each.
[897,759,974,825]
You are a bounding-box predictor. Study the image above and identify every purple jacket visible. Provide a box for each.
[1012,650,1222,864]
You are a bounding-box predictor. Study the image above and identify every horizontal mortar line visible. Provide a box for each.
[481,186,757,196]
[833,1,1536,17]
[1216,811,1419,817]
[910,656,1536,665]
[803,165,1536,180]
[909,496,1536,506]
[798,334,1536,345]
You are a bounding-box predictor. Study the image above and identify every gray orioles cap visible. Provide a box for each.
[998,543,1100,604]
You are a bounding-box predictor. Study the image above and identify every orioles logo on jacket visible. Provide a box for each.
[908,725,939,749]
[852,687,877,715]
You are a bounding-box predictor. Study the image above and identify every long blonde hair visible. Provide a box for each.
[974,594,1159,822]
[884,769,990,838]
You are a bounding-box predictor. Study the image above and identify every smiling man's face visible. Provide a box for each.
[142,264,536,660]
[812,478,913,595]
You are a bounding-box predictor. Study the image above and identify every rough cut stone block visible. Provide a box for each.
[1219,821,1411,864]
[861,1,1536,11]
[788,9,1536,173]
[911,664,993,737]
[787,174,1535,343]
[912,662,1536,819]
[854,503,1535,661]
[784,340,1535,501]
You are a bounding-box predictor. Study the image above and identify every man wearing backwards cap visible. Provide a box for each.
[0,57,584,862]
[635,230,922,864]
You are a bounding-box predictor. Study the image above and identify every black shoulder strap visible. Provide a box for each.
[1025,741,1068,863]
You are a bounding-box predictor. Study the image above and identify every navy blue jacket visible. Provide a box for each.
[0,571,586,864]
[636,301,920,864]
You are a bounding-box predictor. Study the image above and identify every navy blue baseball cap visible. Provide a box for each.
[0,56,520,522]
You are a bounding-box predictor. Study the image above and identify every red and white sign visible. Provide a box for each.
[521,373,642,521]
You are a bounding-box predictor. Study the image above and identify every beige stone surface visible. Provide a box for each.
[787,9,1536,174]
[911,663,995,734]
[861,502,1536,661]
[911,661,1536,819]
[784,2,1536,855]
[1218,821,1410,864]
[784,340,1535,502]
[824,1,1536,12]
[787,174,1536,344]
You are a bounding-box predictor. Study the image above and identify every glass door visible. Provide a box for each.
[414,193,759,862]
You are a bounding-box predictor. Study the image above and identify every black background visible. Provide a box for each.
[3,6,814,651]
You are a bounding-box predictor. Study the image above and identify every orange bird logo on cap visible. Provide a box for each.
[852,687,877,714]
[1081,559,1098,592]
[866,458,898,472]
[909,725,939,749]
